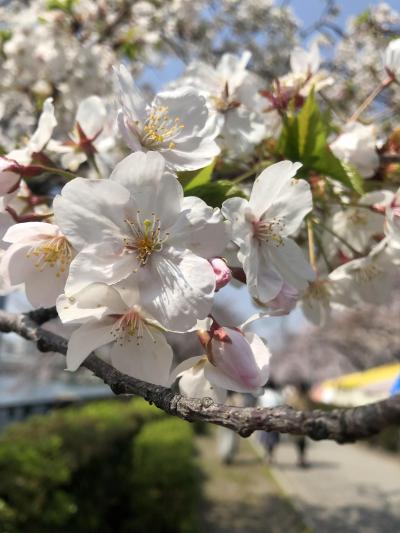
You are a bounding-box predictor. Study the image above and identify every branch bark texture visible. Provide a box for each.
[0,309,399,443]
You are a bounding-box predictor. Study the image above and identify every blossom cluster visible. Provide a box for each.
[1,4,400,402]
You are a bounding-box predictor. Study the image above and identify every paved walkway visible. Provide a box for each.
[266,438,400,533]
[196,430,308,533]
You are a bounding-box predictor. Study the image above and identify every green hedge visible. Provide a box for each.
[0,399,201,533]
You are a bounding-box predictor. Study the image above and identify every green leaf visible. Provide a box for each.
[179,161,215,192]
[278,91,360,193]
[341,162,365,195]
[186,180,247,208]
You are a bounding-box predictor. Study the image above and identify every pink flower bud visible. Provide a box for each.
[266,281,298,315]
[209,327,265,389]
[209,258,231,291]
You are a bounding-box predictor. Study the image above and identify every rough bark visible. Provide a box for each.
[0,308,399,443]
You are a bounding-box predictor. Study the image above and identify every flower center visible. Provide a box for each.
[141,105,184,149]
[123,211,169,266]
[252,217,284,246]
[304,280,331,305]
[349,209,368,226]
[111,308,156,346]
[211,81,241,113]
[27,235,72,277]
[354,263,380,283]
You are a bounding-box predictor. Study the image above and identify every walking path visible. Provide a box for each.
[196,430,308,533]
[266,438,400,533]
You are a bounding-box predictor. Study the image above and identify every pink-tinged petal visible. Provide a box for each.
[209,258,232,291]
[66,318,115,371]
[53,178,130,250]
[76,96,106,139]
[249,161,302,219]
[110,326,172,386]
[208,327,269,391]
[0,171,20,196]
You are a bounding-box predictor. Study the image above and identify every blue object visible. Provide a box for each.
[390,373,400,396]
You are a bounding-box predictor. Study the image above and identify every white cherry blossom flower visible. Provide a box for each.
[300,269,351,326]
[328,239,400,306]
[324,193,385,257]
[174,51,267,153]
[222,160,315,303]
[53,151,230,331]
[1,222,74,307]
[330,122,379,178]
[114,65,219,171]
[280,42,334,96]
[48,95,114,172]
[57,283,173,385]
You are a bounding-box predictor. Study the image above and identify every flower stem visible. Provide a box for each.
[307,218,317,273]
[348,77,394,123]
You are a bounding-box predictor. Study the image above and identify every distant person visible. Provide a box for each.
[284,383,311,468]
[217,392,243,464]
[257,380,283,464]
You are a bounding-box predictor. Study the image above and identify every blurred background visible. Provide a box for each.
[0,1,399,532]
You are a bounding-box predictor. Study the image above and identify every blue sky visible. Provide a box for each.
[140,0,399,89]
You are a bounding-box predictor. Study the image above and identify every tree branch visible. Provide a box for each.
[0,309,399,443]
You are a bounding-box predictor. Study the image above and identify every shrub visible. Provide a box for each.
[132,417,201,533]
[0,399,200,533]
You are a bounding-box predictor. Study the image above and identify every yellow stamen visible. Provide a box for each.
[26,236,72,278]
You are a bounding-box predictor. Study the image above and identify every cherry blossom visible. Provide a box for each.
[173,51,267,153]
[114,65,220,171]
[57,283,173,385]
[330,122,379,178]
[222,160,315,303]
[48,96,114,172]
[1,222,74,307]
[53,151,229,330]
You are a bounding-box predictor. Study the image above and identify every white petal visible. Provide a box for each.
[110,326,173,386]
[26,98,57,154]
[3,221,59,244]
[66,318,115,371]
[53,178,130,250]
[76,96,107,139]
[57,283,127,324]
[139,249,215,331]
[249,161,302,218]
[269,238,315,290]
[110,152,183,229]
[65,243,134,296]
